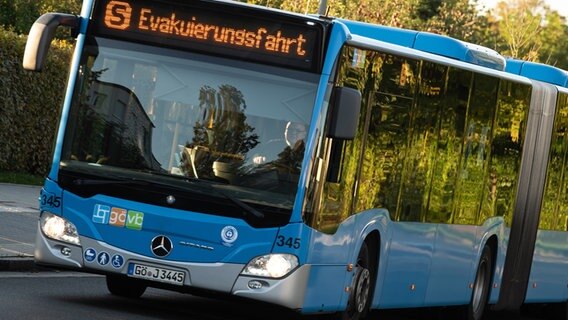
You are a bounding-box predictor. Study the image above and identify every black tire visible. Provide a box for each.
[467,244,493,320]
[340,242,374,320]
[106,275,147,298]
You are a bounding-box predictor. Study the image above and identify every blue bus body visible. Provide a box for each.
[338,19,506,71]
[341,17,568,311]
[26,0,568,318]
[506,59,568,87]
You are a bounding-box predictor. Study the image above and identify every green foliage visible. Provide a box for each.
[414,0,443,21]
[0,170,44,185]
[0,27,72,176]
[0,0,81,36]
[38,0,82,14]
[538,11,568,68]
[415,0,490,43]
[0,0,40,34]
[468,0,568,69]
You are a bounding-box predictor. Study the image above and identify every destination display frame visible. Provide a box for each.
[90,0,327,72]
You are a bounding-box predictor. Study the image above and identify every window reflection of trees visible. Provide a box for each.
[361,66,529,227]
[308,46,532,234]
[306,47,378,233]
[180,84,259,181]
[178,84,306,190]
[480,82,529,227]
[541,93,568,231]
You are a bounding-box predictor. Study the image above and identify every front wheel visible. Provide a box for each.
[340,242,374,320]
[467,244,493,320]
[106,275,147,298]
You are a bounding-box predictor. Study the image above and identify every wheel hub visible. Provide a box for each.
[354,268,371,313]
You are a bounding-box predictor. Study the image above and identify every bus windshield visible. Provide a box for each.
[60,37,318,218]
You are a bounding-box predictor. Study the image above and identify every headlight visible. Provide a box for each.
[40,212,80,245]
[242,254,299,278]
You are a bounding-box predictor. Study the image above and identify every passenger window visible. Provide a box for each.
[541,92,568,231]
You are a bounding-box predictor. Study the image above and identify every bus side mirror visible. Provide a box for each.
[326,86,362,140]
[23,13,79,71]
[325,87,361,183]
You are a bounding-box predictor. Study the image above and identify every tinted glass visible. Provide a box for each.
[61,37,318,218]
[541,92,568,231]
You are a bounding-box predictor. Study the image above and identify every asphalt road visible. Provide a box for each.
[0,271,308,320]
[0,270,553,320]
[0,183,40,259]
[0,208,36,257]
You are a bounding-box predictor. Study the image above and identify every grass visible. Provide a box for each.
[0,171,45,186]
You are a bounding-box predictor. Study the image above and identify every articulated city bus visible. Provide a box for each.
[23,0,568,319]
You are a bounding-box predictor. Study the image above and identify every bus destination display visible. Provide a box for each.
[92,0,324,71]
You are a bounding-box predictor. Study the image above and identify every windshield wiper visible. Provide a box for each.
[74,173,265,219]
[142,170,265,219]
[213,188,265,219]
[72,178,150,186]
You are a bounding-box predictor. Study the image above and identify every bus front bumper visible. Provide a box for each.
[34,225,310,310]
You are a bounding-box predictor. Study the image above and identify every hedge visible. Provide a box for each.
[0,28,72,176]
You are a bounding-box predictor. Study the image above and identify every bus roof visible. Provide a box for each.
[505,59,568,87]
[337,19,506,71]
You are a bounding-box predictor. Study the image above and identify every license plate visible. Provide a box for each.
[127,263,185,286]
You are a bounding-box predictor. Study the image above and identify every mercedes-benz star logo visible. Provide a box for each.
[151,235,173,257]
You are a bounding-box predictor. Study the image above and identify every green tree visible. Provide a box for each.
[535,10,568,69]
[0,0,80,36]
[484,0,568,68]
[0,28,73,175]
[492,0,544,61]
[38,0,82,14]
[417,0,492,44]
[0,0,39,34]
[414,0,443,21]
[242,0,287,9]
[271,0,419,27]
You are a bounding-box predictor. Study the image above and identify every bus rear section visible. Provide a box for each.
[505,59,568,309]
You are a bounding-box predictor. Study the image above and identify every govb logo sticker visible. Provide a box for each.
[92,204,144,231]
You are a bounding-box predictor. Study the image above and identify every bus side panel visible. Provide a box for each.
[423,224,477,306]
[301,215,357,313]
[378,222,436,308]
[525,230,568,303]
[380,222,501,308]
[302,265,350,313]
[425,217,505,307]
[489,220,508,304]
[302,210,389,313]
